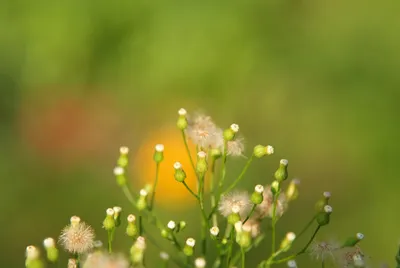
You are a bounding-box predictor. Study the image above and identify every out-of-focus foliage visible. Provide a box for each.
[1,0,399,267]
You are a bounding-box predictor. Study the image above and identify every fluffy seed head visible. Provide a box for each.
[195,257,206,268]
[255,185,264,193]
[186,114,222,149]
[127,214,136,223]
[119,146,129,155]
[160,251,169,260]
[155,144,164,152]
[280,159,289,166]
[286,232,296,242]
[309,240,340,261]
[83,252,129,268]
[230,124,239,133]
[255,185,288,219]
[219,191,252,219]
[178,108,187,116]
[324,205,333,213]
[227,137,245,156]
[186,238,196,247]
[43,238,55,248]
[167,221,176,230]
[243,219,261,238]
[59,219,95,254]
[26,245,39,260]
[356,233,364,240]
[197,151,207,158]
[266,145,274,155]
[173,162,182,170]
[210,226,220,236]
[113,167,124,176]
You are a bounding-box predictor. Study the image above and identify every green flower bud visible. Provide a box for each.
[251,185,264,204]
[43,238,58,263]
[130,237,146,264]
[113,167,126,186]
[196,151,208,174]
[136,189,148,211]
[286,179,300,201]
[271,180,281,195]
[315,192,331,212]
[177,221,186,232]
[25,246,44,268]
[210,148,222,159]
[173,162,186,182]
[113,206,122,227]
[103,208,116,230]
[274,159,288,182]
[183,238,195,256]
[316,205,332,226]
[223,124,239,141]
[253,145,274,158]
[126,214,138,237]
[161,229,169,239]
[342,233,364,247]
[177,108,188,130]
[279,232,296,252]
[117,146,129,168]
[153,144,164,163]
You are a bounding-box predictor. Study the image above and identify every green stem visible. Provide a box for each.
[198,173,208,255]
[182,181,199,200]
[149,162,160,211]
[210,157,218,227]
[107,229,113,253]
[322,260,325,268]
[241,247,246,268]
[223,154,254,195]
[181,130,196,174]
[271,194,279,253]
[171,233,183,251]
[139,215,143,236]
[218,140,229,190]
[242,204,257,224]
[296,214,317,239]
[226,228,234,268]
[121,184,137,206]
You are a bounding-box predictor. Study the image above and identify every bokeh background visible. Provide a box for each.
[1,0,399,267]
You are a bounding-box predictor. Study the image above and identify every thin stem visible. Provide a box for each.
[223,154,254,195]
[241,247,246,268]
[209,157,218,227]
[121,184,137,206]
[322,260,325,268]
[198,173,208,255]
[149,162,160,211]
[225,227,234,268]
[218,140,229,190]
[107,230,113,253]
[296,214,317,239]
[242,204,257,224]
[181,130,196,175]
[171,233,183,251]
[271,194,279,253]
[182,181,199,200]
[139,215,143,236]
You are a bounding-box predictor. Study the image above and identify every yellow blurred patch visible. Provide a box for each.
[132,126,199,209]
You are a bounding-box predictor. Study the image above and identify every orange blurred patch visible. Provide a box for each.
[132,126,199,208]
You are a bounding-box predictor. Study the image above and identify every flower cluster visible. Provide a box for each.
[25,108,390,268]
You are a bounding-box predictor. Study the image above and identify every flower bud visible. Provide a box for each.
[177,221,186,232]
[130,237,146,265]
[113,206,122,227]
[253,145,274,158]
[136,189,148,211]
[195,257,206,268]
[173,162,186,182]
[113,166,126,186]
[342,232,364,247]
[286,179,300,201]
[161,229,169,239]
[223,124,239,141]
[196,151,208,174]
[271,180,281,195]
[43,238,58,263]
[25,246,44,268]
[280,232,296,252]
[167,220,176,231]
[117,146,129,168]
[274,159,288,182]
[210,226,220,237]
[251,185,264,204]
[316,205,332,226]
[210,148,222,159]
[315,191,331,212]
[126,214,138,237]
[287,260,298,268]
[153,144,164,163]
[177,108,188,130]
[103,208,116,230]
[183,238,195,256]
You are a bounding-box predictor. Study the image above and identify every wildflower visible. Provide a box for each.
[274,159,289,182]
[309,240,340,261]
[177,108,188,130]
[218,191,252,219]
[130,237,146,265]
[254,186,288,219]
[210,226,220,236]
[253,144,274,158]
[227,137,245,157]
[43,238,59,263]
[59,216,95,254]
[167,221,176,230]
[251,184,264,204]
[186,113,223,149]
[337,246,368,268]
[183,238,196,256]
[83,251,129,268]
[26,245,44,268]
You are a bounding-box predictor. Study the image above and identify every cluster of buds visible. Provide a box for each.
[315,192,333,226]
[113,146,131,186]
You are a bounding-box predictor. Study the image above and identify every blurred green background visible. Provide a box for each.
[1,0,399,267]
